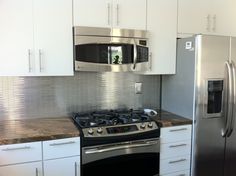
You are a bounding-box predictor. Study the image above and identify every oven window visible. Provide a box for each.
[75,44,133,64]
[82,153,159,176]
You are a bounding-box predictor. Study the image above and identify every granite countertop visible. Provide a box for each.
[0,117,80,145]
[153,111,192,127]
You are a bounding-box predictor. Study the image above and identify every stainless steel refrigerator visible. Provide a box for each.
[162,35,236,176]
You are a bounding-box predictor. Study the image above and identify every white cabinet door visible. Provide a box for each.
[178,0,229,37]
[0,162,42,176]
[143,0,177,74]
[34,0,73,76]
[73,0,111,27]
[44,156,80,176]
[0,0,34,76]
[112,0,146,30]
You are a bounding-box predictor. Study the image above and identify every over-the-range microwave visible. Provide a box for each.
[73,26,150,72]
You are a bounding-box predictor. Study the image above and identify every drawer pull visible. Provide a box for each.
[169,128,188,132]
[169,158,187,164]
[177,174,185,176]
[169,144,187,148]
[49,141,76,146]
[2,146,31,151]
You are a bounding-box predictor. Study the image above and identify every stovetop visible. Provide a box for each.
[72,109,159,140]
[73,109,152,128]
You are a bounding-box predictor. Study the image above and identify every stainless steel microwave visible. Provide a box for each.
[73,26,150,72]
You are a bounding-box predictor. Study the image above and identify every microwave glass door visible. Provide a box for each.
[75,44,134,64]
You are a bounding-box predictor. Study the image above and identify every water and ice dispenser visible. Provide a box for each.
[207,80,224,116]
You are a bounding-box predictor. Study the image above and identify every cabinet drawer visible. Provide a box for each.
[161,170,190,176]
[160,140,191,159]
[160,155,190,175]
[0,142,42,166]
[161,125,192,143]
[43,137,80,160]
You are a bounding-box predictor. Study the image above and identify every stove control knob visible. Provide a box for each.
[97,127,103,134]
[88,128,94,135]
[140,123,146,129]
[148,122,153,128]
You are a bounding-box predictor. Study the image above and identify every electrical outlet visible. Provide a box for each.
[135,82,142,94]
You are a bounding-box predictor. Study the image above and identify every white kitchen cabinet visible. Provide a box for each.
[0,0,34,76]
[160,125,192,176]
[43,137,81,176]
[178,0,235,37]
[0,162,43,176]
[0,0,73,76]
[44,156,80,176]
[142,0,177,75]
[33,0,73,76]
[73,0,146,30]
[0,142,42,176]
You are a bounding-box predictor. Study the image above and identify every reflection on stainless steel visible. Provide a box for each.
[0,72,159,120]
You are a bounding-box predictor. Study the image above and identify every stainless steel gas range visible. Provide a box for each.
[72,109,160,176]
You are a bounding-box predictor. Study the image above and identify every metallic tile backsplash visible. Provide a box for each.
[0,72,160,120]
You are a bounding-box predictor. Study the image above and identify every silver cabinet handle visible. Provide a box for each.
[116,4,119,26]
[177,174,186,176]
[149,52,152,70]
[28,49,32,72]
[169,128,188,132]
[2,146,31,151]
[36,168,39,176]
[169,144,187,148]
[206,14,211,32]
[169,158,187,164]
[39,49,43,72]
[107,3,111,25]
[49,141,76,146]
[212,14,216,32]
[74,162,77,176]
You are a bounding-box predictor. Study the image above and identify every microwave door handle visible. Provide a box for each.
[133,40,137,70]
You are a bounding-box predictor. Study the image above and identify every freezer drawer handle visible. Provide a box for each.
[2,146,31,151]
[169,158,187,164]
[169,128,188,132]
[49,141,76,146]
[169,144,187,148]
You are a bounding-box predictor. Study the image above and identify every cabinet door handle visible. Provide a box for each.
[169,128,188,132]
[75,162,78,176]
[35,168,39,176]
[39,49,43,72]
[2,146,31,151]
[107,3,111,25]
[116,4,119,26]
[28,49,32,72]
[49,141,76,146]
[169,158,187,164]
[149,52,152,70]
[177,174,186,176]
[169,144,187,148]
[212,14,216,32]
[206,14,211,32]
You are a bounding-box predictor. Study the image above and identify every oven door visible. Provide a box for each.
[74,36,149,72]
[82,138,159,176]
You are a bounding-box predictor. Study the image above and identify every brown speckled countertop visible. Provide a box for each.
[0,117,80,145]
[153,111,192,127]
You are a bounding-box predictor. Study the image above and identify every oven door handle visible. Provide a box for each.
[84,140,158,154]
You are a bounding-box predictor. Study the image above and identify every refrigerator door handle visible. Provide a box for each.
[227,61,236,137]
[222,61,233,137]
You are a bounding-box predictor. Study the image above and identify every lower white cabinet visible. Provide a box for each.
[0,137,81,176]
[160,125,192,176]
[0,162,43,176]
[44,156,80,176]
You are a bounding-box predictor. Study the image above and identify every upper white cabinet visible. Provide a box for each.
[73,0,147,30]
[33,0,73,76]
[142,0,177,75]
[178,0,236,37]
[0,0,73,76]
